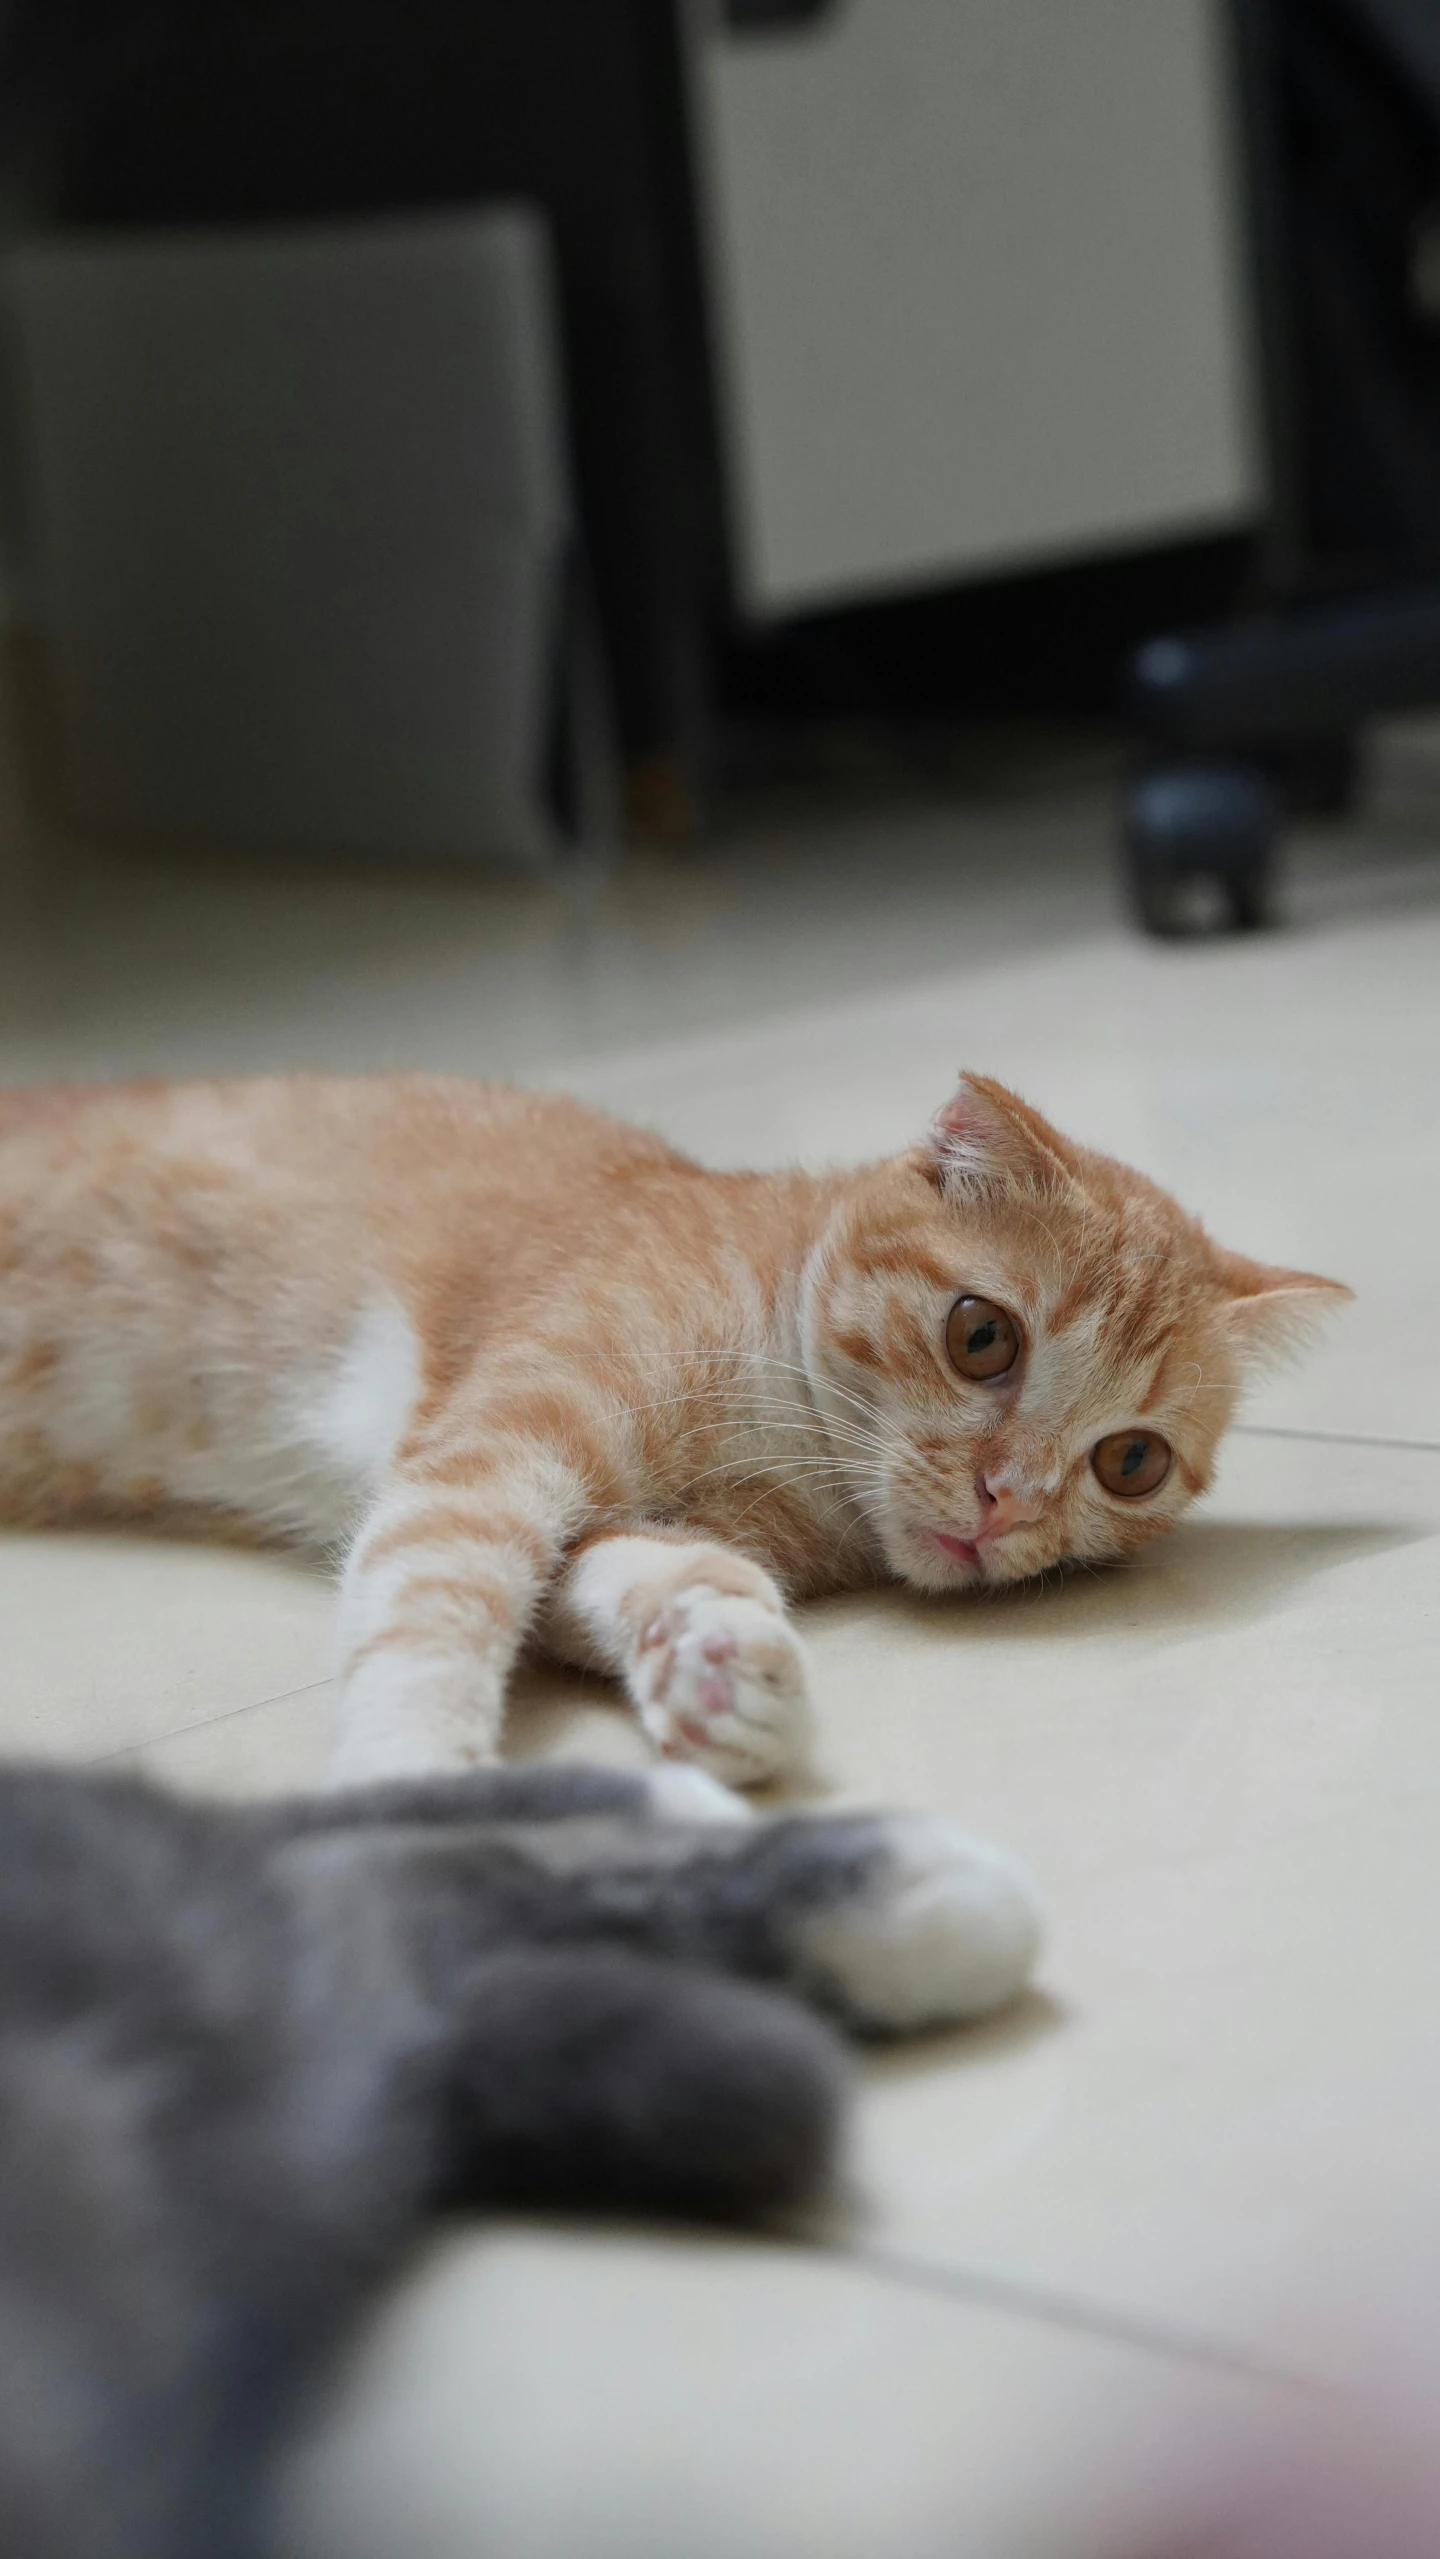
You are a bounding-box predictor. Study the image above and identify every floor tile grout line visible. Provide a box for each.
[82,1675,335,1767]
[1233,1423,1440,1456]
[827,2241,1325,2397]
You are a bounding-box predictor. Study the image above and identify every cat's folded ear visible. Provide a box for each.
[1217,1253,1354,1372]
[925,1074,1080,1198]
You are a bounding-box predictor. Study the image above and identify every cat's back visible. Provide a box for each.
[0,1070,705,1291]
[0,1073,684,1204]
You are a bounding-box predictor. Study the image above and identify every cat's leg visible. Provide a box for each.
[331,1443,588,1785]
[441,1947,846,2223]
[544,1530,816,1790]
[550,1807,1045,2032]
[332,1803,1044,2037]
[254,1762,655,1842]
[258,1758,747,1843]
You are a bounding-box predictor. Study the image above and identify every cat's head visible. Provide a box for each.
[803,1074,1350,1590]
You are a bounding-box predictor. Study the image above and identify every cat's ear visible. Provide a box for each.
[1218,1255,1354,1372]
[926,1074,1079,1198]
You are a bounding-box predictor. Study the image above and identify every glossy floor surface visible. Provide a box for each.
[3,724,1439,2554]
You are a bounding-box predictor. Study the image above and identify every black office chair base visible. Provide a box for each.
[1267,734,1361,819]
[1124,581,1440,935]
[1123,763,1279,937]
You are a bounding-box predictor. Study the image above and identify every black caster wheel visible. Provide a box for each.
[1263,733,1361,819]
[1123,763,1279,937]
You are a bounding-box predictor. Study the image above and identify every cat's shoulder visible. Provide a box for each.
[349,1077,698,1179]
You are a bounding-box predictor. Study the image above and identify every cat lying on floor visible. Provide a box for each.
[0,1072,1347,1785]
[0,1756,1039,2559]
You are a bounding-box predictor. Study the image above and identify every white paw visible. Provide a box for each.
[633,1585,814,1789]
[796,1814,1043,2030]
[644,1764,756,1826]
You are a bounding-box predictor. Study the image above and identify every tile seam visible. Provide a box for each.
[81,1675,334,1765]
[826,2239,1325,2395]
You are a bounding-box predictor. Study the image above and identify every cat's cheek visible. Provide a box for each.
[1069,1500,1183,1569]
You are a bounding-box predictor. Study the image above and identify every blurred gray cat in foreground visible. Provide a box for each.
[0,1757,1040,2559]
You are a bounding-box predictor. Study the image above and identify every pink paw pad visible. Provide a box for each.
[633,1583,813,1787]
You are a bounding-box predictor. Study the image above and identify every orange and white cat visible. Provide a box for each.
[0,1072,1348,1788]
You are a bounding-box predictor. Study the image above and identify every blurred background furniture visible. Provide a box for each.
[1126,0,1440,933]
[0,0,719,838]
[5,208,614,867]
[14,0,1434,916]
[0,0,1263,849]
[691,0,1271,772]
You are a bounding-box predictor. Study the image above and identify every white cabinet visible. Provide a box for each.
[689,0,1262,616]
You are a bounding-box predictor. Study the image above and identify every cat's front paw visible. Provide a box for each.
[794,1814,1043,2030]
[633,1586,814,1789]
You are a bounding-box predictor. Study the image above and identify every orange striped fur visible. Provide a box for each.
[0,1073,1349,1787]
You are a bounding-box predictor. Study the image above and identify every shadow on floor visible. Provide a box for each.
[829,1515,1429,1657]
[861,1984,1071,2091]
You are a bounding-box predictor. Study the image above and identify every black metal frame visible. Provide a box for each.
[1125,0,1440,934]
[0,0,734,794]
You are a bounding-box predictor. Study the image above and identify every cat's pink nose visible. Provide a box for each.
[978,1473,1044,1534]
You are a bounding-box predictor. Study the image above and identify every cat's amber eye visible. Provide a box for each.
[945,1294,1021,1382]
[1092,1430,1172,1499]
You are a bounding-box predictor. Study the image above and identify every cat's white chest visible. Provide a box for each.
[301,1298,425,1495]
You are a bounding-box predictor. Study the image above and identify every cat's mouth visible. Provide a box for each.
[927,1522,1041,1584]
[890,1515,1047,1593]
[931,1529,983,1569]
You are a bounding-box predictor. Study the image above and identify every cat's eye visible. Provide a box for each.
[945,1294,1021,1381]
[1092,1430,1172,1499]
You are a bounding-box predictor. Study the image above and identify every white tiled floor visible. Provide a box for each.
[4,727,1440,2553]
